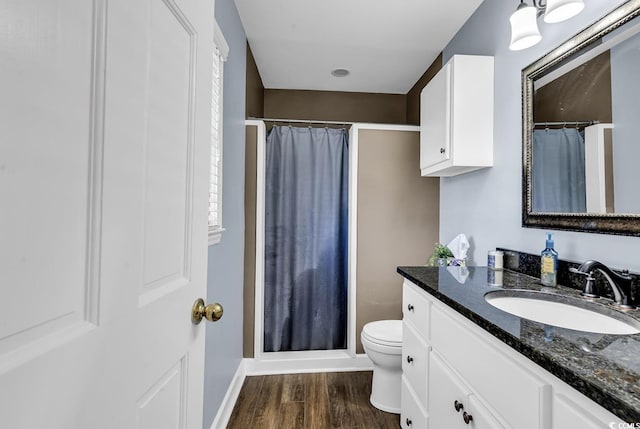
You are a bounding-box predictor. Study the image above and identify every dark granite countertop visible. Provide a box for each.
[397,266,640,423]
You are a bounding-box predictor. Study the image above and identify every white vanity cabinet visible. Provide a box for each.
[419,55,494,177]
[400,278,626,429]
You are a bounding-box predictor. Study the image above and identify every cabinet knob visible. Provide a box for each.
[454,400,464,412]
[463,411,473,424]
[406,355,414,364]
[405,417,412,426]
[407,304,414,311]
[440,147,445,154]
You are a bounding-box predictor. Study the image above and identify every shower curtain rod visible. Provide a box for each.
[249,117,352,126]
[533,120,599,128]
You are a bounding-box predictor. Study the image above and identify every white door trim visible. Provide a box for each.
[246,120,267,360]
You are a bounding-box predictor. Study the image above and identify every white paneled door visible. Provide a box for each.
[0,0,214,428]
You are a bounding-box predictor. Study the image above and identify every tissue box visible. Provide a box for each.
[448,258,466,267]
[436,257,466,267]
[446,234,469,267]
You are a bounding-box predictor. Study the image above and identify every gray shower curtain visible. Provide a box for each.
[264,125,349,352]
[532,128,586,213]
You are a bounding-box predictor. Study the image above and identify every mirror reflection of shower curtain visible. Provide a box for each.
[532,128,586,213]
[264,125,348,352]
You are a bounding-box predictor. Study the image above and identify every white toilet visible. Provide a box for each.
[361,320,403,413]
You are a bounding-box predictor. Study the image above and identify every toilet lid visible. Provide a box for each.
[362,320,402,346]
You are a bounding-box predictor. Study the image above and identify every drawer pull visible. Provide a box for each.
[406,355,414,364]
[454,400,464,412]
[407,304,414,311]
[405,417,412,426]
[463,411,473,424]
[440,147,445,154]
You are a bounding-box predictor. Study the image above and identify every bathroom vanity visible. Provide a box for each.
[398,266,640,428]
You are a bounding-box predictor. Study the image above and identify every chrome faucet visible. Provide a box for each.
[570,260,635,309]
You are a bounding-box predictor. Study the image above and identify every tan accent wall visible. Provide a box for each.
[243,125,258,358]
[356,129,439,354]
[406,54,443,125]
[264,89,407,124]
[245,42,264,119]
[534,51,612,123]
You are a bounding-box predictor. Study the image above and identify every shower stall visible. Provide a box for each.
[249,119,357,364]
[245,119,432,370]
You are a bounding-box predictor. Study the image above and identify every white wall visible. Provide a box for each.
[440,0,640,271]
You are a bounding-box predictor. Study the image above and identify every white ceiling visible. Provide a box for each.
[233,0,484,94]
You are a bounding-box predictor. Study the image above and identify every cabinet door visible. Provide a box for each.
[466,395,506,429]
[403,281,431,339]
[402,322,429,403]
[553,393,619,429]
[429,353,506,429]
[428,353,467,429]
[401,378,428,429]
[420,62,451,170]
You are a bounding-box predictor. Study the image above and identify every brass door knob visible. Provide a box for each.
[191,298,224,325]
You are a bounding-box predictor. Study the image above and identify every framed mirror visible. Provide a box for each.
[522,0,640,236]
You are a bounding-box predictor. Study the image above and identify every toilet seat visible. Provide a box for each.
[362,320,402,347]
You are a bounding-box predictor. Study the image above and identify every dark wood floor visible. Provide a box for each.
[227,371,400,428]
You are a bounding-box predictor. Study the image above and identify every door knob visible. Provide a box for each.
[191,298,224,324]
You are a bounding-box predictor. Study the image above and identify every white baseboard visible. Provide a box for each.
[209,354,374,428]
[209,359,246,429]
[244,353,373,375]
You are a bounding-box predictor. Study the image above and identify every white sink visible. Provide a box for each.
[484,290,640,335]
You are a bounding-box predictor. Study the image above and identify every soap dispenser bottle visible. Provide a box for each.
[540,233,558,287]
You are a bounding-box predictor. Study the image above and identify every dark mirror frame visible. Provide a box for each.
[522,0,640,236]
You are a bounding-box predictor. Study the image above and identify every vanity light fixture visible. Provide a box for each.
[509,0,585,51]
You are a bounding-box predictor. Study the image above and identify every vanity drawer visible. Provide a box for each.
[403,280,431,339]
[401,376,428,429]
[430,302,551,429]
[402,322,429,403]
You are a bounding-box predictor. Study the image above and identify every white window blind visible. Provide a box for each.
[209,22,228,245]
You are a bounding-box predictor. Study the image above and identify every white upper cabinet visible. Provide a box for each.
[420,55,494,177]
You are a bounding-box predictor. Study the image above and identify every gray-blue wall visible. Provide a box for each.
[441,0,640,271]
[203,0,246,427]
